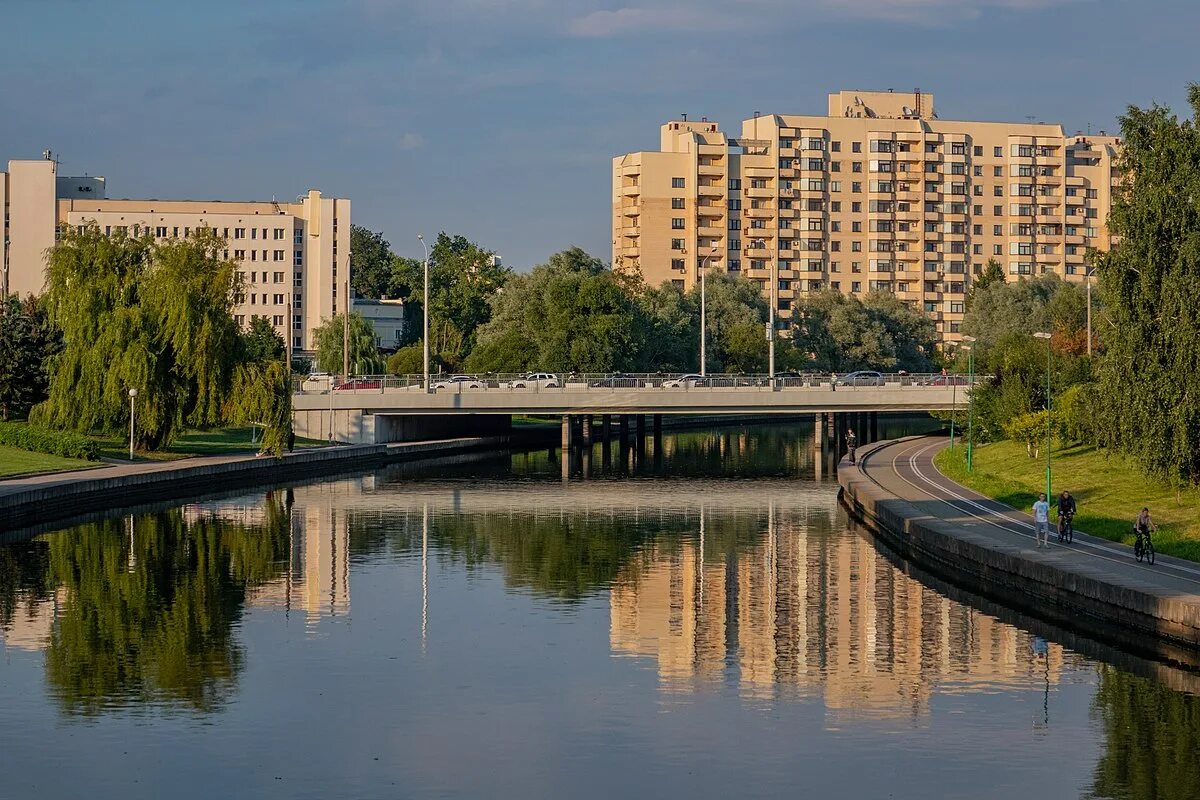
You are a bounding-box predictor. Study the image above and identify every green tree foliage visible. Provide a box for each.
[35,226,242,449]
[691,272,769,373]
[239,315,285,363]
[0,295,59,420]
[312,312,385,375]
[632,282,696,373]
[961,274,1086,359]
[392,233,510,365]
[386,343,425,375]
[466,248,639,373]
[965,257,1005,309]
[227,360,293,455]
[349,225,397,299]
[792,290,937,372]
[1093,86,1200,486]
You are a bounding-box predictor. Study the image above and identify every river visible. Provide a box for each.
[1,418,1198,799]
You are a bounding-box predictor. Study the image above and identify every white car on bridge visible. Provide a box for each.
[661,374,706,388]
[511,372,560,389]
[432,375,484,390]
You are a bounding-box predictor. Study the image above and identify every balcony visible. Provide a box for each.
[696,204,723,217]
[620,204,639,218]
[620,183,641,196]
[746,207,775,218]
[698,164,724,177]
[697,226,724,238]
[698,184,724,197]
[620,226,640,237]
[620,246,640,258]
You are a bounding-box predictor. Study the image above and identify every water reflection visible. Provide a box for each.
[2,421,1199,799]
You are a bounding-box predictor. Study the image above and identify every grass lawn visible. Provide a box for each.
[88,426,329,461]
[935,441,1200,562]
[0,445,98,478]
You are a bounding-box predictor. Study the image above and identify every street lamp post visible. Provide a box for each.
[1034,331,1053,500]
[750,238,776,379]
[699,247,718,377]
[417,234,430,392]
[1085,265,1094,358]
[961,335,976,472]
[128,388,138,461]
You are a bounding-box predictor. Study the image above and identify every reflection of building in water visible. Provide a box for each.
[0,589,66,652]
[249,488,350,624]
[611,513,1067,718]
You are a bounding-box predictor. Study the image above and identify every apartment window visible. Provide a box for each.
[672,198,685,209]
[671,239,685,250]
[852,281,862,292]
[973,146,984,157]
[807,179,825,191]
[671,218,686,230]
[994,146,1003,157]
[729,238,741,250]
[851,142,862,153]
[273,250,284,261]
[972,224,983,235]
[830,241,840,252]
[728,178,741,190]
[993,166,1003,178]
[830,221,841,232]
[728,219,741,230]
[951,143,966,155]
[973,244,982,254]
[831,201,841,212]
[234,228,245,239]
[728,259,741,271]
[671,258,685,271]
[851,221,862,232]
[234,249,246,260]
[155,226,167,237]
[1086,188,1099,199]
[273,293,284,305]
[671,177,685,188]
[805,137,825,150]
[830,161,841,172]
[273,228,285,240]
[851,241,862,252]
[831,141,841,152]
[851,202,861,213]
[993,244,1003,255]
[994,186,1004,197]
[273,271,284,283]
[829,181,841,192]
[728,199,741,211]
[994,205,1004,216]
[750,219,767,229]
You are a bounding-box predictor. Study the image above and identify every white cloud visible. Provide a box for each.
[568,6,741,37]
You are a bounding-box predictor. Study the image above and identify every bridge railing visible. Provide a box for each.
[292,372,987,395]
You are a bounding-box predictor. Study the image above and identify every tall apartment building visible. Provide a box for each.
[613,90,1120,343]
[1,155,349,351]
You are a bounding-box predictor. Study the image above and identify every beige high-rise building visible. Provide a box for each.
[1,154,349,351]
[613,89,1120,344]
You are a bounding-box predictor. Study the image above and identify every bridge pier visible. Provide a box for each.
[636,414,646,441]
[602,414,611,443]
[581,415,593,446]
[814,412,825,450]
[561,414,572,452]
[619,414,630,448]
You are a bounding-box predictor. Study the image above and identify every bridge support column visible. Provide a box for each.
[602,414,611,442]
[814,413,825,450]
[653,414,662,440]
[561,414,572,452]
[636,414,646,441]
[581,414,592,446]
[619,414,630,447]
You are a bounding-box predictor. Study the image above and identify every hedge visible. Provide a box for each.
[0,422,99,460]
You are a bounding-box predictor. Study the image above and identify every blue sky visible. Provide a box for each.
[2,0,1192,268]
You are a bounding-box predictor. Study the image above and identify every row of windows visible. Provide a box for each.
[784,139,1061,160]
[236,271,288,285]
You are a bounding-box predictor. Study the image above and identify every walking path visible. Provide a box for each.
[841,436,1200,660]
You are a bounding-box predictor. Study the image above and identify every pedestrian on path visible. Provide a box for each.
[830,373,837,392]
[846,428,857,464]
[1033,493,1051,547]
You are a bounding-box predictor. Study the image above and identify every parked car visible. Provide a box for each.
[511,372,560,389]
[662,374,706,388]
[589,373,640,388]
[333,378,382,391]
[836,370,885,387]
[432,375,484,390]
[301,372,333,391]
[923,374,969,386]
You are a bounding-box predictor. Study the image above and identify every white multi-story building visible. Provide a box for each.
[1,154,350,351]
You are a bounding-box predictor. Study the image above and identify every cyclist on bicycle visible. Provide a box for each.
[1057,490,1076,534]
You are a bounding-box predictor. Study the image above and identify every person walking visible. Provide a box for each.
[830,373,837,392]
[1033,492,1051,547]
[846,428,858,465]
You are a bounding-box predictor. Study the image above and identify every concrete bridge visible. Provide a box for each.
[292,373,966,444]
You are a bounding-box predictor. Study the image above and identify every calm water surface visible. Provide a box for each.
[2,419,1199,800]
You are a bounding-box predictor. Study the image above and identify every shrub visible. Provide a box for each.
[0,421,98,460]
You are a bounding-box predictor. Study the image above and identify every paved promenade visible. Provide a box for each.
[841,436,1200,662]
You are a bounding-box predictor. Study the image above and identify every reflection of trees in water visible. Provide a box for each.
[0,540,53,628]
[34,496,291,715]
[347,504,774,602]
[1090,665,1200,800]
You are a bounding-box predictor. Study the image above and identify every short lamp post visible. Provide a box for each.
[961,335,976,472]
[417,234,430,393]
[699,246,719,377]
[1033,331,1053,500]
[128,388,138,461]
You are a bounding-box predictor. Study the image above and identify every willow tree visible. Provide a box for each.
[1094,85,1200,486]
[312,312,384,376]
[34,225,242,449]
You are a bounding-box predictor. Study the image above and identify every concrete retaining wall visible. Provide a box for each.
[839,438,1200,664]
[0,437,511,533]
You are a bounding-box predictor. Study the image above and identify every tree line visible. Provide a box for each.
[955,82,1200,488]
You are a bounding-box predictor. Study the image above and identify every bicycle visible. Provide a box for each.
[1057,511,1074,544]
[1134,525,1156,565]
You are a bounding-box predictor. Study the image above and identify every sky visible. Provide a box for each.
[2,0,1194,269]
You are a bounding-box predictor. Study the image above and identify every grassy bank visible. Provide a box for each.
[0,445,99,478]
[935,441,1200,562]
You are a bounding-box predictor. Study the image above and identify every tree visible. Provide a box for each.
[240,316,285,363]
[966,258,1005,309]
[349,225,397,300]
[0,295,59,420]
[312,313,385,376]
[792,290,936,372]
[689,273,769,373]
[391,233,509,365]
[960,274,1086,359]
[34,226,242,449]
[466,248,638,373]
[1093,85,1200,486]
[632,282,695,373]
[227,360,292,455]
[386,344,425,375]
